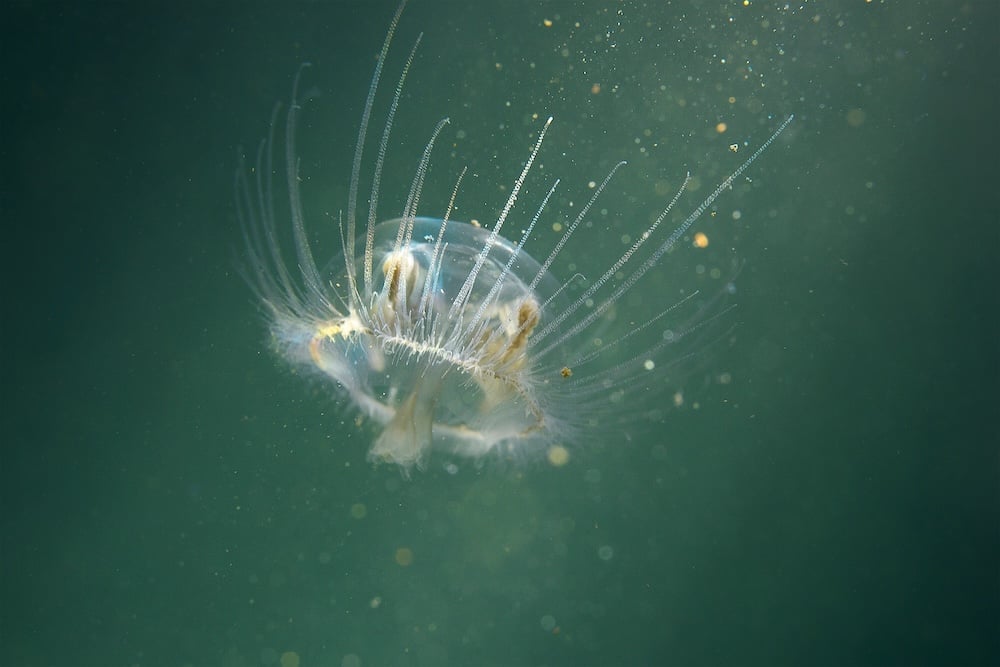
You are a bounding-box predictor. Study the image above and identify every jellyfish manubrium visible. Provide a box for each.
[237,2,792,472]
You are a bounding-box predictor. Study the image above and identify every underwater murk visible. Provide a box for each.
[237,0,792,473]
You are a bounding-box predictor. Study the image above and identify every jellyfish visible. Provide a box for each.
[236,0,792,472]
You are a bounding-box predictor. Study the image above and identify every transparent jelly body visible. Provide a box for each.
[280,217,564,469]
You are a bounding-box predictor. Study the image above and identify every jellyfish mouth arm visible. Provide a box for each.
[367,377,439,470]
[306,314,547,466]
[353,376,500,467]
[355,388,492,447]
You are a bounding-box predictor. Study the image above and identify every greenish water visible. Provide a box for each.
[2,1,997,666]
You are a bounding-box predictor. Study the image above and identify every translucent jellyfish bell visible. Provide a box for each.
[307,216,565,469]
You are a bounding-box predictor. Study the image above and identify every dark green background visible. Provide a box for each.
[2,1,997,666]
